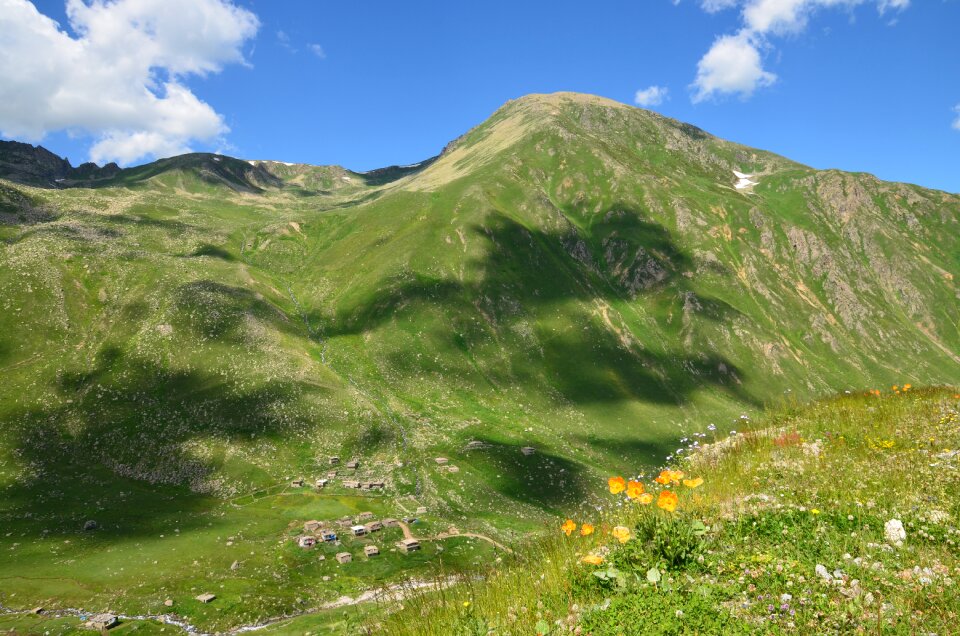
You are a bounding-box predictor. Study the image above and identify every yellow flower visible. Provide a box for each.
[561,519,576,536]
[463,601,471,608]
[581,554,604,565]
[903,384,911,390]
[638,492,654,505]
[626,480,645,499]
[612,525,631,544]
[608,476,626,495]
[810,508,821,515]
[580,523,595,536]
[683,477,704,489]
[655,469,684,485]
[657,490,678,512]
[891,385,899,391]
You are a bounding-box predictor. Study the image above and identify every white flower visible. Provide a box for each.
[884,519,906,545]
[815,564,832,581]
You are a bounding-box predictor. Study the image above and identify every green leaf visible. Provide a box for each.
[646,567,661,583]
[691,520,707,536]
[535,619,551,634]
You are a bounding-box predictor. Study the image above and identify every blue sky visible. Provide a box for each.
[3,0,959,192]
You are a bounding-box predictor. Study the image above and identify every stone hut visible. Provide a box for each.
[398,538,421,553]
[304,520,322,533]
[335,552,352,564]
[351,525,367,536]
[357,511,375,521]
[382,518,399,527]
[346,459,359,469]
[196,593,216,603]
[298,536,317,549]
[320,529,338,542]
[364,520,383,533]
[85,614,118,630]
[364,545,380,557]
[291,477,305,487]
[329,456,340,465]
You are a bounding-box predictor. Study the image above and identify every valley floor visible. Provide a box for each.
[4,387,958,635]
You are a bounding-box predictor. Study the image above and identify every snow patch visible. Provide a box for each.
[733,170,759,191]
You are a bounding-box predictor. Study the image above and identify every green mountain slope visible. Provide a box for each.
[0,92,957,631]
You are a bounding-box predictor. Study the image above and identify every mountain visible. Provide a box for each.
[0,92,957,632]
[0,139,121,187]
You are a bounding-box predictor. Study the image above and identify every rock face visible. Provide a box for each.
[0,140,119,187]
[82,520,98,531]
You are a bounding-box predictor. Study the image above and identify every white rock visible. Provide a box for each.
[884,519,906,545]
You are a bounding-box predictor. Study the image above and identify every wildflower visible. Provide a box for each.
[561,519,576,536]
[626,480,645,499]
[891,385,898,391]
[810,508,820,515]
[683,477,703,489]
[463,601,471,608]
[580,523,595,536]
[638,493,654,505]
[612,526,631,543]
[655,469,684,485]
[608,476,626,495]
[903,384,911,390]
[581,554,604,565]
[657,490,678,512]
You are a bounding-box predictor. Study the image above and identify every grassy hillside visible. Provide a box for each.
[380,387,960,635]
[0,92,958,632]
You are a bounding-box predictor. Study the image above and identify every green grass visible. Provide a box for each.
[0,92,958,632]
[378,388,960,635]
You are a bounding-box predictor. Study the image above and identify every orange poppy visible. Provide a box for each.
[580,523,595,536]
[561,519,576,536]
[612,525,631,544]
[656,469,684,485]
[657,490,678,512]
[581,554,604,565]
[608,476,626,495]
[626,480,645,499]
[683,477,704,489]
[638,492,654,505]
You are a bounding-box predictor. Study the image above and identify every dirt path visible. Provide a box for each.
[397,522,513,554]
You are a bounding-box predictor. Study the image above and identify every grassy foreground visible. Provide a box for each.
[378,387,960,635]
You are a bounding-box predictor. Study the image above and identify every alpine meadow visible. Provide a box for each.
[1,90,958,635]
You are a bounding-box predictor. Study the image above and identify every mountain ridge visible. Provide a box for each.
[0,91,957,633]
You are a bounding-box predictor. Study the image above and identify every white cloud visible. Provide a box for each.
[0,0,258,165]
[953,105,960,132]
[634,85,669,107]
[309,44,327,59]
[690,0,909,102]
[701,0,740,12]
[692,32,776,102]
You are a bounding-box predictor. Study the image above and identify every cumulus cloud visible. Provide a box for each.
[953,105,960,132]
[691,1,910,102]
[634,86,669,107]
[692,32,775,102]
[309,44,327,59]
[0,0,258,165]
